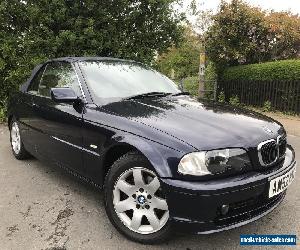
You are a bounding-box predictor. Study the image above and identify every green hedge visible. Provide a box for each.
[182,76,199,96]
[222,59,300,81]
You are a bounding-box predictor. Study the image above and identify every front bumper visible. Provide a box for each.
[160,146,296,234]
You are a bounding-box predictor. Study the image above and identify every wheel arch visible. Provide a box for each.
[103,143,138,179]
[103,134,174,181]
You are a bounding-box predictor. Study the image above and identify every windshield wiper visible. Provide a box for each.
[169,91,190,97]
[124,92,172,100]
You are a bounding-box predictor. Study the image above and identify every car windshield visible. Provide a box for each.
[79,60,180,103]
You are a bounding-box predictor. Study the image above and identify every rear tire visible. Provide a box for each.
[9,118,31,160]
[104,151,172,244]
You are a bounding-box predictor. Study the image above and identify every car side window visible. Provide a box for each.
[27,66,46,94]
[38,62,82,98]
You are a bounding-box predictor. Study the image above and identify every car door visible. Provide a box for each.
[17,65,46,155]
[31,61,85,175]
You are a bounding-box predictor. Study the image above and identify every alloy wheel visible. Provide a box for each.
[11,122,21,155]
[113,167,169,234]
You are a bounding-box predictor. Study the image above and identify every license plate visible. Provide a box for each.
[269,166,296,198]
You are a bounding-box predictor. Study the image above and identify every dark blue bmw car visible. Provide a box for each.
[8,57,296,244]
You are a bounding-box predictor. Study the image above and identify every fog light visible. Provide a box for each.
[221,204,229,215]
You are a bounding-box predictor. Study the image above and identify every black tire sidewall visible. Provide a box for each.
[104,152,172,244]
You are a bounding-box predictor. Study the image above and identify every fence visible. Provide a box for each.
[180,77,217,100]
[219,80,300,114]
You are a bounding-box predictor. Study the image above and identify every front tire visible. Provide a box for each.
[9,119,30,160]
[104,152,171,244]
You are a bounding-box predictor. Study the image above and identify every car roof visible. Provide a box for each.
[46,56,135,63]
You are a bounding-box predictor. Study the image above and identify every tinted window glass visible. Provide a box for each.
[38,62,82,97]
[79,61,180,103]
[28,66,45,94]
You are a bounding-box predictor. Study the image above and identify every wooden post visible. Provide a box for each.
[199,52,206,98]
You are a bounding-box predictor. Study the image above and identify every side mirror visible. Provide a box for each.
[50,87,78,103]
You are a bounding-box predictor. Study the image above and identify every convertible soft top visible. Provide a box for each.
[20,56,131,92]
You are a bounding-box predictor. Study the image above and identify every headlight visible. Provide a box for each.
[178,148,251,176]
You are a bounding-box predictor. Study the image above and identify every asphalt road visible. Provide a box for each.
[0,124,299,250]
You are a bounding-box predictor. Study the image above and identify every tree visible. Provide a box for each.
[205,0,269,66]
[204,0,300,66]
[0,0,184,112]
[266,11,300,60]
[156,26,202,79]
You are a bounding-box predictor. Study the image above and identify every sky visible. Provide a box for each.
[195,0,300,14]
